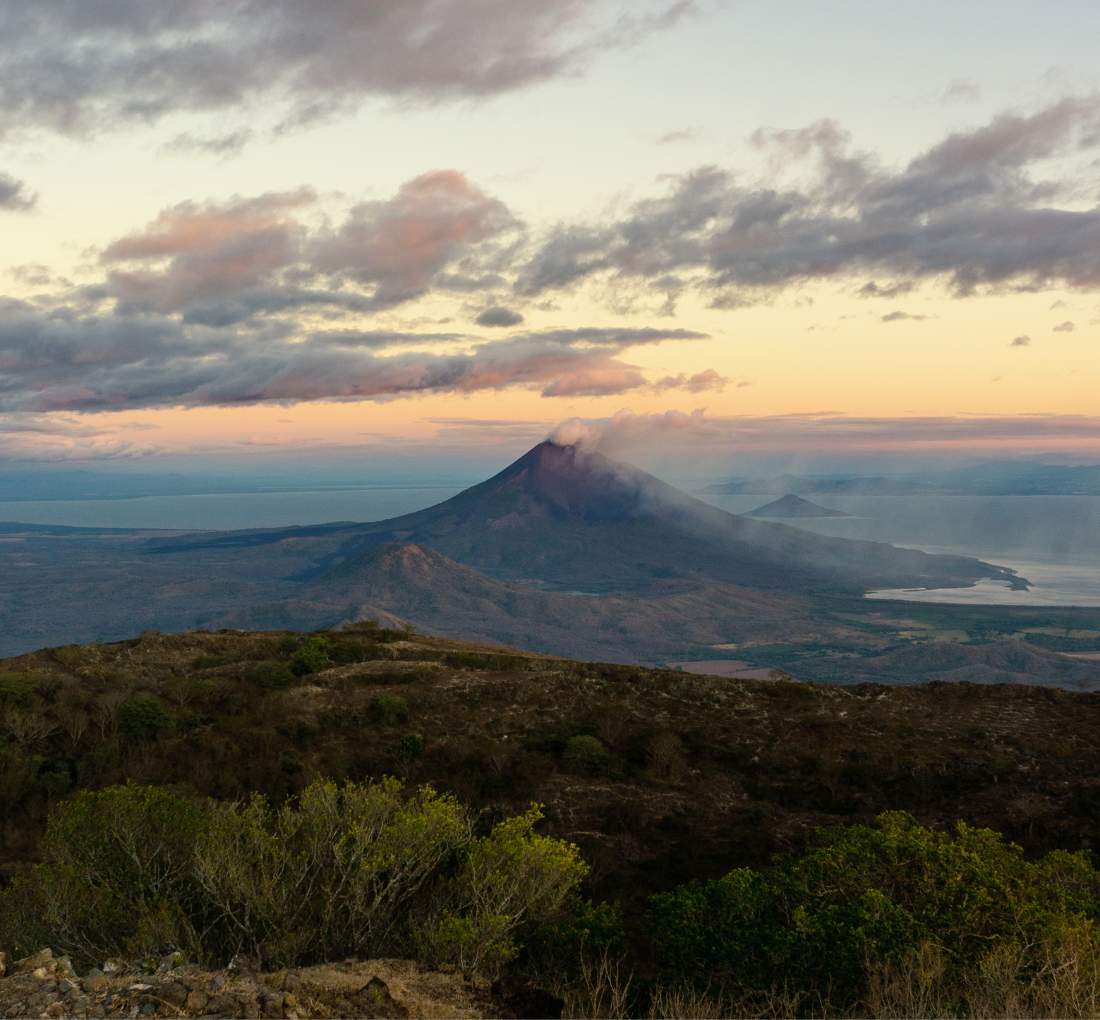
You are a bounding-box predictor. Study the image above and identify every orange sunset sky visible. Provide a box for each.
[1,1,1099,471]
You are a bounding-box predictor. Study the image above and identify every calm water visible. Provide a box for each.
[0,486,466,531]
[697,492,1100,607]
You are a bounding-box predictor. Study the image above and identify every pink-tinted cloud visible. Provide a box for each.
[311,171,515,303]
[103,190,315,312]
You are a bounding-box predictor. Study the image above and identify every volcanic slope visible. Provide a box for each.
[150,442,1021,594]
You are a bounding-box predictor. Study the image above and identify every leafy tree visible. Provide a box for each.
[563,735,610,775]
[245,660,298,691]
[290,636,333,676]
[120,698,173,741]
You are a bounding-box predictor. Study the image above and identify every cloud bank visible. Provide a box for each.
[549,409,1100,458]
[0,1,694,138]
[519,97,1100,308]
[0,301,712,412]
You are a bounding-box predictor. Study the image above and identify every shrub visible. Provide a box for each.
[644,811,1100,1010]
[419,805,588,973]
[120,698,173,741]
[0,673,36,708]
[290,636,334,676]
[373,693,409,723]
[400,733,424,760]
[563,735,610,775]
[245,660,297,691]
[193,777,469,966]
[0,783,206,961]
[0,778,589,973]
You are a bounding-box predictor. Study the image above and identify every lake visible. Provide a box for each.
[697,492,1100,607]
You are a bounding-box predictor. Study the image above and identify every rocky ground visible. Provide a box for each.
[0,949,559,1020]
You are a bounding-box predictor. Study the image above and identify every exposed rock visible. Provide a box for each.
[13,948,54,974]
[0,954,492,1018]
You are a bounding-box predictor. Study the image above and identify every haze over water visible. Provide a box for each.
[700,492,1100,607]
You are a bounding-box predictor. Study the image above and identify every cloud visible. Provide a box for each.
[653,368,727,392]
[518,97,1100,305]
[0,171,35,211]
[310,171,515,304]
[100,172,518,319]
[548,408,1100,457]
[1053,320,1076,332]
[940,78,982,105]
[881,311,928,322]
[0,301,709,411]
[656,128,702,145]
[1010,335,1031,346]
[0,1,694,139]
[102,189,316,313]
[476,306,525,327]
[163,129,255,159]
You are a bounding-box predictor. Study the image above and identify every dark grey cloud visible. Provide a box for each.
[0,1,694,138]
[0,300,711,411]
[518,97,1100,305]
[1010,335,1031,347]
[476,306,525,327]
[0,171,35,211]
[881,311,928,322]
[1053,320,1076,332]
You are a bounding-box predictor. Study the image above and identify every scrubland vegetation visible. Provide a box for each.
[5,623,1100,1016]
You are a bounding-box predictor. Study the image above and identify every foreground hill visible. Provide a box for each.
[4,623,1100,924]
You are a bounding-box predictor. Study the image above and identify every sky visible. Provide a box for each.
[2,0,1100,479]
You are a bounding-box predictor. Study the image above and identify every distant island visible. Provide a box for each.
[744,494,852,519]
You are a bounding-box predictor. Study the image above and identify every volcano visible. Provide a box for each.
[152,441,1023,595]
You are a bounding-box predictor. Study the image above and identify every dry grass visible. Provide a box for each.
[298,958,486,1019]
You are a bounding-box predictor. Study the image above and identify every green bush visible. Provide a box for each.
[418,805,588,973]
[245,660,298,691]
[120,698,173,741]
[400,733,424,759]
[0,782,206,961]
[290,636,334,676]
[0,673,36,707]
[644,811,1100,1010]
[562,735,610,775]
[373,693,409,723]
[0,779,587,972]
